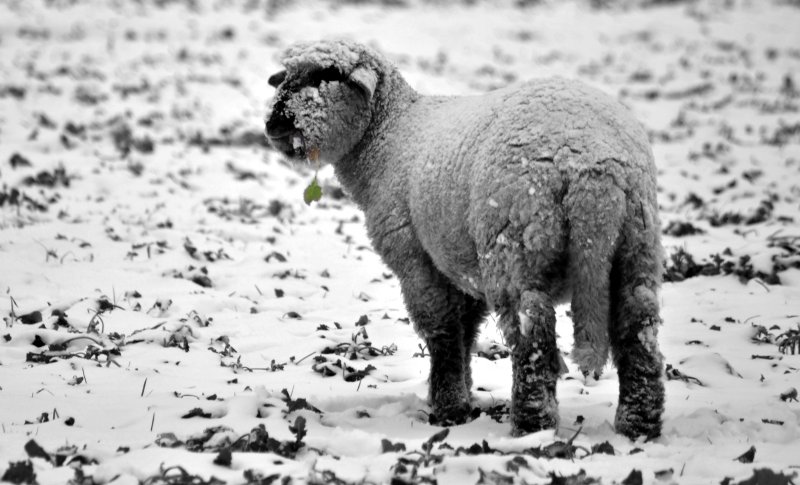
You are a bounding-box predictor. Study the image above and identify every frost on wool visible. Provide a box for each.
[265,39,665,439]
[285,86,325,145]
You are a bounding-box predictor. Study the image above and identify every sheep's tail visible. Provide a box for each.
[564,169,627,378]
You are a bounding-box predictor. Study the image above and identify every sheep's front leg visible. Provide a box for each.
[500,290,561,435]
[398,262,486,425]
[461,308,483,393]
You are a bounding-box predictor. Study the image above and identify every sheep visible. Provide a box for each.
[264,40,665,439]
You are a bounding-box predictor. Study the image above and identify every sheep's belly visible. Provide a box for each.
[418,233,485,299]
[449,269,485,299]
[421,231,575,305]
[435,258,484,298]
[438,259,572,305]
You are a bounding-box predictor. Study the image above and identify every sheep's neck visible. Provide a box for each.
[334,71,419,209]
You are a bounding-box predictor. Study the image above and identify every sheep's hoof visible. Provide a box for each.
[572,345,608,380]
[614,405,662,441]
[581,368,602,381]
[428,402,471,427]
[509,389,559,436]
[510,413,558,437]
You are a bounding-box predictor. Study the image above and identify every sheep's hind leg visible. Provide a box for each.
[610,225,665,439]
[399,264,487,425]
[500,290,561,436]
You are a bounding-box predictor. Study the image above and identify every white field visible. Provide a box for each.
[0,1,799,484]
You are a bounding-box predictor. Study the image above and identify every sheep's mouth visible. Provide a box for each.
[266,129,307,159]
[265,106,307,159]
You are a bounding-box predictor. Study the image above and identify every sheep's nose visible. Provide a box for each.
[265,113,293,138]
[265,105,304,157]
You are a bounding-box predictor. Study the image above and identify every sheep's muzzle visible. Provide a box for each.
[265,118,306,159]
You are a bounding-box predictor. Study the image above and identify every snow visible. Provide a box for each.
[1,0,799,484]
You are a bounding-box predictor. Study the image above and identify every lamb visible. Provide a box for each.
[264,40,665,439]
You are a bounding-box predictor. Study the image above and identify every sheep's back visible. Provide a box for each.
[398,77,656,299]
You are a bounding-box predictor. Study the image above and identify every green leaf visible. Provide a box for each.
[303,177,322,205]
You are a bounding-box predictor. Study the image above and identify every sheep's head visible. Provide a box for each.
[265,40,380,164]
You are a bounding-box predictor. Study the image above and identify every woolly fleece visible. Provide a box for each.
[265,40,665,438]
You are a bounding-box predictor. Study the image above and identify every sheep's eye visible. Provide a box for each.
[281,66,349,94]
[305,66,347,87]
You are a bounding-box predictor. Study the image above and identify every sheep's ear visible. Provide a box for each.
[349,66,378,101]
[268,70,286,88]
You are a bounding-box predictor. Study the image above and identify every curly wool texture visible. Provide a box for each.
[285,81,370,154]
[281,41,379,76]
[267,40,665,437]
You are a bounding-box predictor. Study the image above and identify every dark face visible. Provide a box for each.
[264,69,310,159]
[265,65,376,163]
[264,104,302,159]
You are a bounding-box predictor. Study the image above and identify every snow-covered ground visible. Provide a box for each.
[1,1,799,483]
